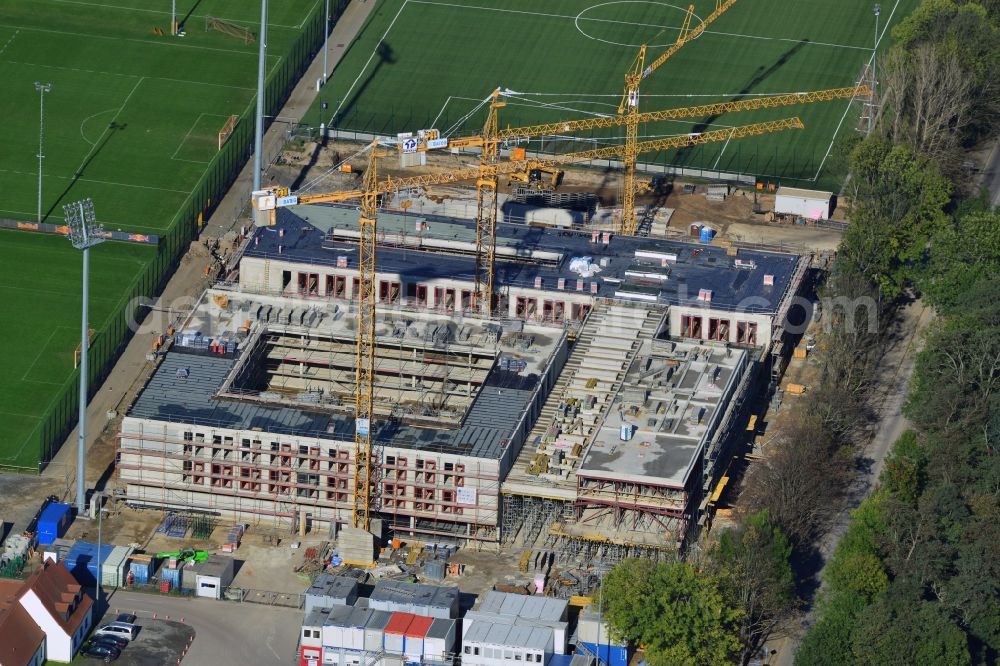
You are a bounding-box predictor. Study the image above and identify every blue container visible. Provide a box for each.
[129,559,157,585]
[579,642,630,666]
[699,225,715,243]
[37,502,73,546]
[161,566,182,586]
[64,541,112,586]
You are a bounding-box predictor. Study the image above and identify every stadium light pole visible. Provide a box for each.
[171,0,176,35]
[34,82,51,223]
[253,0,268,192]
[323,0,330,81]
[64,198,104,515]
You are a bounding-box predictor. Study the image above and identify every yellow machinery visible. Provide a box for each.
[508,165,564,191]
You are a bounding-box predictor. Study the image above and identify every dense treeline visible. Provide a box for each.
[795,1,1000,663]
[599,1,1000,664]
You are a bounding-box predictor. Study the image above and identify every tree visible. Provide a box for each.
[841,138,951,298]
[794,591,867,666]
[710,511,796,664]
[743,415,851,546]
[921,212,1000,313]
[851,597,971,665]
[598,560,742,666]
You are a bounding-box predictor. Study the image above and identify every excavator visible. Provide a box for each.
[155,548,209,563]
[508,165,564,191]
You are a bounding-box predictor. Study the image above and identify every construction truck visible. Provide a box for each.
[155,548,209,563]
[637,175,671,196]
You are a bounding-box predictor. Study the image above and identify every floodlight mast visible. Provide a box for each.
[34,82,51,222]
[253,0,268,192]
[64,198,104,514]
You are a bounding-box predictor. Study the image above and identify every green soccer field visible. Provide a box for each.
[0,0,322,469]
[311,0,918,186]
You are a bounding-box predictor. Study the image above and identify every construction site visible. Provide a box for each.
[115,0,847,574]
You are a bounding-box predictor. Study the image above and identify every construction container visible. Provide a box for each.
[403,615,434,661]
[793,347,808,359]
[321,606,354,651]
[101,545,134,587]
[304,573,359,613]
[384,612,415,655]
[160,562,183,587]
[181,560,200,591]
[785,383,806,395]
[344,607,373,652]
[424,618,457,662]
[424,559,446,581]
[37,502,73,546]
[129,554,156,585]
[64,541,112,587]
[577,642,629,666]
[364,610,392,652]
[194,555,235,599]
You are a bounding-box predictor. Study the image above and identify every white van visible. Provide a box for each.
[94,621,139,642]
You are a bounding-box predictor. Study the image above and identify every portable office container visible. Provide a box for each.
[384,612,415,655]
[403,615,434,662]
[577,643,629,666]
[37,502,72,546]
[128,554,157,585]
[100,545,134,587]
[304,573,359,613]
[344,607,372,652]
[321,605,354,651]
[64,541,112,586]
[363,610,392,652]
[424,618,457,662]
[195,555,235,599]
[181,560,200,591]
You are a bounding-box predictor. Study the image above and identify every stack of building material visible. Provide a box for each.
[222,523,244,552]
[42,537,76,564]
[100,545,134,587]
[337,527,376,565]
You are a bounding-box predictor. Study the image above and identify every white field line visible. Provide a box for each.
[411,0,870,50]
[0,29,20,57]
[79,108,118,147]
[812,0,901,181]
[5,22,258,56]
[171,112,231,162]
[330,0,410,123]
[68,76,146,179]
[0,168,189,194]
[711,134,734,170]
[39,0,302,29]
[20,326,65,382]
[6,60,257,90]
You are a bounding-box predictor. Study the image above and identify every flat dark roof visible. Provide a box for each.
[126,349,535,460]
[244,205,799,313]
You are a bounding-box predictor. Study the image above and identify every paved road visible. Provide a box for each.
[983,139,1000,209]
[107,590,303,665]
[769,298,932,666]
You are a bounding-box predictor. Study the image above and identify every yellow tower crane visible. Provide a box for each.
[618,0,740,235]
[263,116,805,535]
[384,84,868,310]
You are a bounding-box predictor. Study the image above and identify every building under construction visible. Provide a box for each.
[118,203,807,553]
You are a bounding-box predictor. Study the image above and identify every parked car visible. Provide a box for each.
[91,634,128,650]
[82,643,120,662]
[115,613,137,625]
[93,621,139,642]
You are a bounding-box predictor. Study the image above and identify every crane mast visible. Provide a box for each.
[473,91,503,315]
[352,143,384,532]
[618,0,739,236]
